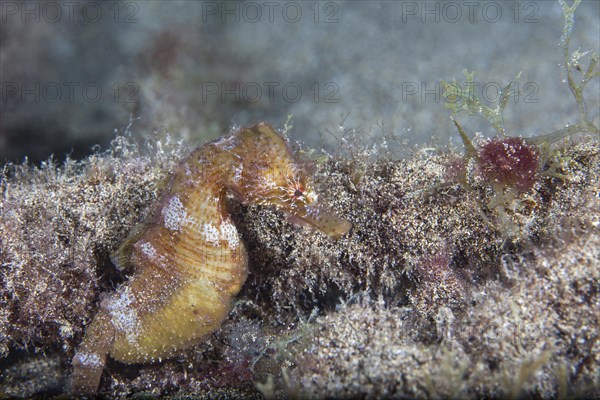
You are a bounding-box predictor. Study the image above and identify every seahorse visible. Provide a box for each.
[70,123,352,394]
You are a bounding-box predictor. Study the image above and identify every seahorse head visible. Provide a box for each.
[227,123,351,239]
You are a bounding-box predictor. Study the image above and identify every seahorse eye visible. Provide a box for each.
[293,189,303,198]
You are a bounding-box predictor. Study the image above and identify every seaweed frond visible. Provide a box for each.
[441,70,522,136]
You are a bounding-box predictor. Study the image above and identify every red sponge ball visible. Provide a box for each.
[478,137,540,193]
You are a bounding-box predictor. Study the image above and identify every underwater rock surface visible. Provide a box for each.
[0,130,598,398]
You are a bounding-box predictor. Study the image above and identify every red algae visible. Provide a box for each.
[478,137,540,193]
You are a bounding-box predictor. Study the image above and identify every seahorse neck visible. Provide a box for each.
[167,143,239,226]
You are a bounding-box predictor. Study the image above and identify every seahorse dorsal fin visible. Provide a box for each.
[110,224,148,272]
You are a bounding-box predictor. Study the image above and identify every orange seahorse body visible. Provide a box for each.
[70,123,351,394]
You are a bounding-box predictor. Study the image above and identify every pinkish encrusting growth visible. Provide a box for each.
[411,247,467,315]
